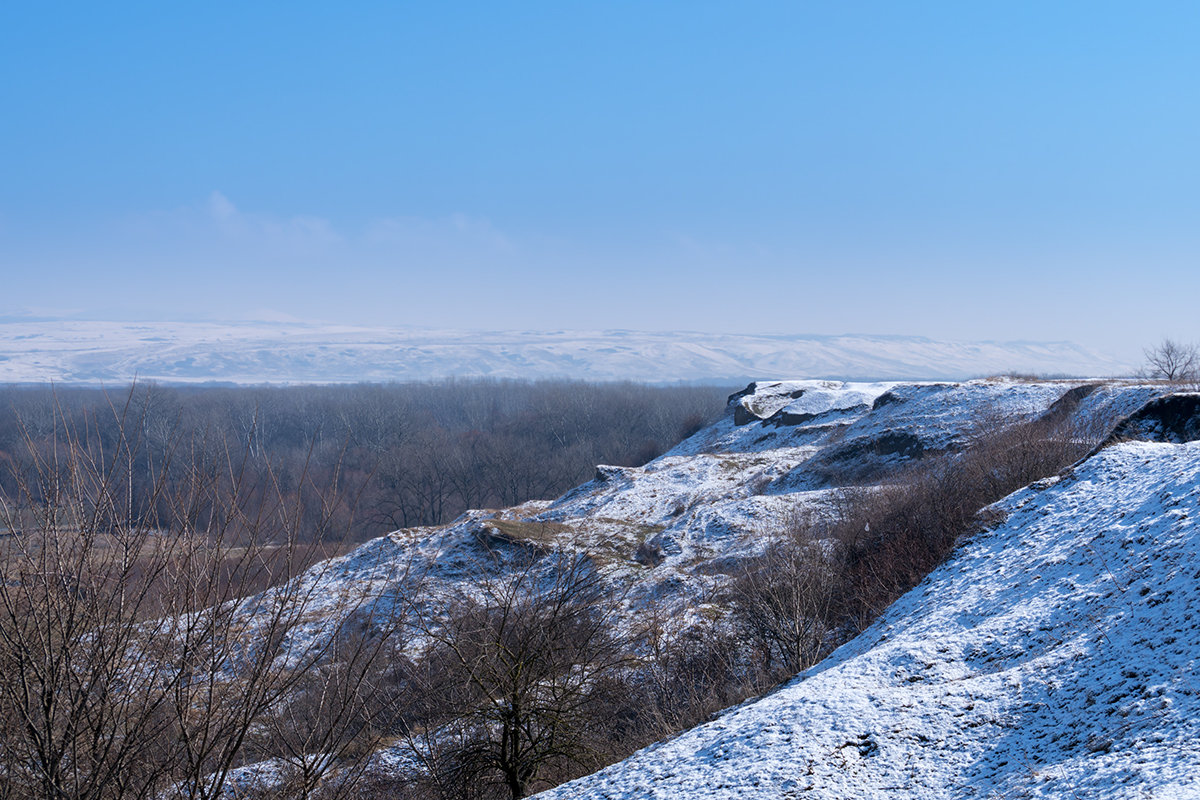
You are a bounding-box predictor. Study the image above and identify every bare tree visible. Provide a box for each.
[409,551,631,800]
[1142,338,1199,382]
[730,519,839,678]
[0,394,188,800]
[249,609,412,800]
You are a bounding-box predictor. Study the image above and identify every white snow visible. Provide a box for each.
[213,378,1194,798]
[534,439,1200,799]
[235,380,1166,659]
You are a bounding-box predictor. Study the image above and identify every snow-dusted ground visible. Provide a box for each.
[219,378,1194,798]
[535,439,1200,800]
[0,319,1131,384]
[243,380,1160,673]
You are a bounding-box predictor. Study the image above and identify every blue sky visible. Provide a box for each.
[2,2,1197,361]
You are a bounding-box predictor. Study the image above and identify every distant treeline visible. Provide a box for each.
[0,379,730,541]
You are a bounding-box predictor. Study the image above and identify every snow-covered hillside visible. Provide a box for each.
[253,381,1130,652]
[0,319,1131,384]
[221,378,1193,798]
[267,380,1155,640]
[535,414,1200,798]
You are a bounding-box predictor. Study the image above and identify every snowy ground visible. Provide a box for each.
[220,378,1190,798]
[535,439,1200,799]
[241,380,1160,671]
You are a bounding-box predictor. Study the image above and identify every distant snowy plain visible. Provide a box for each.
[0,320,1131,384]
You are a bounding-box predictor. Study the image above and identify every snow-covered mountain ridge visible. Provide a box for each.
[0,319,1131,384]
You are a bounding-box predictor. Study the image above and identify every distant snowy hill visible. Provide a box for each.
[0,320,1131,384]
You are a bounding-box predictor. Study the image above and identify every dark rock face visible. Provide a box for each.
[729,383,810,426]
[1108,394,1200,444]
[831,431,928,461]
[764,410,817,428]
[595,465,632,483]
[872,391,902,410]
[734,402,763,427]
[782,430,934,488]
[762,403,870,429]
[871,383,954,410]
[726,382,759,407]
[729,383,764,426]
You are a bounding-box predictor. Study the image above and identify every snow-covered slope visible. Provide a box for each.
[247,380,1159,674]
[0,320,1130,384]
[534,437,1200,798]
[221,378,1192,798]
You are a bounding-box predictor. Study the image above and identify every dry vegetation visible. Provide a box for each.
[0,398,408,800]
[0,381,1129,799]
[0,380,727,544]
[729,401,1116,692]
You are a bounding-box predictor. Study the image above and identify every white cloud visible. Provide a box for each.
[207,190,238,222]
[365,212,514,254]
[199,191,342,255]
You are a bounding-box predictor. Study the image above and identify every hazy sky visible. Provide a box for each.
[2,2,1197,361]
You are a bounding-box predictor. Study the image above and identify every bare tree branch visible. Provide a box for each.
[1142,338,1199,382]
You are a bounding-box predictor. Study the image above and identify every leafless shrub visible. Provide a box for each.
[404,552,632,800]
[730,521,839,679]
[837,408,1096,622]
[245,609,413,800]
[725,399,1110,697]
[0,390,412,800]
[618,601,748,746]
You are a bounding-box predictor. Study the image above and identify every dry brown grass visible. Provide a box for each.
[478,518,572,545]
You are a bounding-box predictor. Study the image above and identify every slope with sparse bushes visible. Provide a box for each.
[218,378,1171,797]
[537,419,1200,799]
[5,377,1184,799]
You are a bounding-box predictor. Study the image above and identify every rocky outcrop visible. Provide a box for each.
[1106,393,1200,445]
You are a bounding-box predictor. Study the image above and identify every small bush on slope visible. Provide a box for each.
[384,552,634,800]
[730,521,839,675]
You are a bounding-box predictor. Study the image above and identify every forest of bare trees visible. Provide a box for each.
[0,380,728,544]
